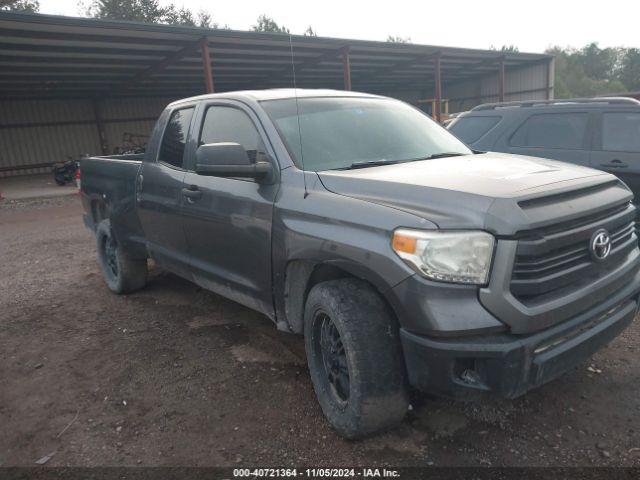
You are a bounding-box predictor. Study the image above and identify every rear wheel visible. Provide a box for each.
[96,219,147,294]
[304,278,409,439]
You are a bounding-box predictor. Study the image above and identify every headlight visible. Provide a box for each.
[392,229,495,285]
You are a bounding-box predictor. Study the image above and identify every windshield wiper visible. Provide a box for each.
[341,152,468,170]
[344,159,403,169]
[421,152,467,160]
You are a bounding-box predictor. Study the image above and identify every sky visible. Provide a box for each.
[37,0,640,54]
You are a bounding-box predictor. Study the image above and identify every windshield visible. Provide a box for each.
[261,97,472,171]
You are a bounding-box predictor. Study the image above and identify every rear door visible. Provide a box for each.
[137,105,196,278]
[500,110,593,166]
[590,110,640,203]
[181,100,279,317]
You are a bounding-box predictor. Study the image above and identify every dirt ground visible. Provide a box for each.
[1,195,639,467]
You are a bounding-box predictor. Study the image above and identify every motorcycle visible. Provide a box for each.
[52,158,79,186]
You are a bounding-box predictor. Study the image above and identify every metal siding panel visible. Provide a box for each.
[0,97,172,177]
[100,96,172,120]
[445,62,549,113]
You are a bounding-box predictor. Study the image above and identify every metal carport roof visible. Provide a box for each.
[0,11,553,101]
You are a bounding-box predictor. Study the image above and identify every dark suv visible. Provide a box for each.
[447,98,640,202]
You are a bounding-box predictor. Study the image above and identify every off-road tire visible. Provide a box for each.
[304,278,409,439]
[96,219,147,294]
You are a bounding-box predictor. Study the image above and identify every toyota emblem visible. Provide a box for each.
[590,229,611,261]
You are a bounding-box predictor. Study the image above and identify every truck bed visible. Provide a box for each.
[79,154,146,256]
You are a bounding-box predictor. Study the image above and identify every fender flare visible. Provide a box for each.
[282,258,399,334]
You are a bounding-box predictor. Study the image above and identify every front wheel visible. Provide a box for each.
[304,278,409,439]
[96,220,147,294]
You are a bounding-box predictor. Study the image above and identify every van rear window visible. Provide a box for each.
[449,116,501,144]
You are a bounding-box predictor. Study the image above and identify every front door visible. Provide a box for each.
[181,102,278,317]
[590,110,640,204]
[137,105,196,278]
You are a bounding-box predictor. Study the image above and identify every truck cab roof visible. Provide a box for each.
[169,88,384,107]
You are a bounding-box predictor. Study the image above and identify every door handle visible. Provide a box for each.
[182,186,202,201]
[600,159,628,169]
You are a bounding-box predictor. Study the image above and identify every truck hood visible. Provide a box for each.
[317,152,629,235]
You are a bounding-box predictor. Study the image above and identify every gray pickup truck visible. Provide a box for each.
[80,89,640,438]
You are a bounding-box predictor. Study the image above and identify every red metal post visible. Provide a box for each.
[341,46,352,91]
[434,54,442,123]
[498,57,506,102]
[200,37,214,93]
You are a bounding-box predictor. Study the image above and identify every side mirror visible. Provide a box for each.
[195,142,272,180]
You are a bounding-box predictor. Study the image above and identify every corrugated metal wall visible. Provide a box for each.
[0,99,100,177]
[100,97,173,154]
[0,97,174,177]
[446,60,553,114]
[0,60,552,177]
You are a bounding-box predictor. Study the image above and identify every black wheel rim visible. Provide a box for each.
[102,235,118,278]
[317,312,350,404]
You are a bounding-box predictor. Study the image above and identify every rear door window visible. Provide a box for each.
[448,116,501,144]
[158,107,195,168]
[510,112,589,150]
[602,112,640,152]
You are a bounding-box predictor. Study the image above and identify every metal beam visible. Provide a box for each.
[112,40,201,94]
[92,99,108,155]
[444,57,550,89]
[200,37,214,93]
[0,27,194,47]
[547,57,555,100]
[498,57,505,102]
[447,86,553,104]
[444,54,505,79]
[434,54,442,123]
[341,46,351,91]
[354,51,440,85]
[260,45,349,86]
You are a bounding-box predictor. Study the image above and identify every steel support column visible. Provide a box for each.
[341,46,352,91]
[434,54,442,122]
[200,37,214,93]
[92,98,108,155]
[498,57,506,102]
[547,57,555,99]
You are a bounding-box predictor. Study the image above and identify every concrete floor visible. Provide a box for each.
[0,174,77,201]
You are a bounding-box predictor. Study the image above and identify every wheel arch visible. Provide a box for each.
[90,197,109,225]
[283,259,400,334]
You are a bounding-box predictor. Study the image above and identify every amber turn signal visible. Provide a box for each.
[392,232,417,254]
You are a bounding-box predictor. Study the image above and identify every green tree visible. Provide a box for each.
[304,25,317,36]
[87,0,167,23]
[252,14,289,34]
[546,45,626,98]
[163,5,196,25]
[87,0,218,27]
[577,42,621,81]
[195,10,218,29]
[0,0,40,12]
[619,48,640,91]
[490,44,519,53]
[386,35,411,43]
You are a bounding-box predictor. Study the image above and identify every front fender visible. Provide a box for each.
[272,169,434,332]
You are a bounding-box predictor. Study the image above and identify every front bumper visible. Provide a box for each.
[400,287,639,399]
